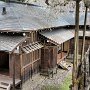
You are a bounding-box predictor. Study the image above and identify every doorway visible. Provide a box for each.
[0,52,9,76]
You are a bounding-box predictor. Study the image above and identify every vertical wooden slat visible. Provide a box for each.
[67,40,70,54]
[20,54,23,80]
[41,46,57,74]
[31,32,33,42]
[61,44,63,59]
[13,53,15,90]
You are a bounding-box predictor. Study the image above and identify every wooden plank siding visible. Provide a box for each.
[22,31,37,47]
[9,53,21,79]
[64,40,70,53]
[21,49,41,82]
[70,38,90,55]
[20,31,41,82]
[41,46,57,74]
[57,41,70,64]
[0,31,42,82]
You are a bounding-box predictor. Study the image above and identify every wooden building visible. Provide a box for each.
[39,28,90,74]
[79,31,90,54]
[39,28,74,74]
[0,1,90,89]
[0,1,71,87]
[70,30,90,55]
[0,32,43,85]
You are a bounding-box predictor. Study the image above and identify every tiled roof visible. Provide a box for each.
[61,12,90,25]
[40,29,74,45]
[0,1,89,32]
[0,34,26,52]
[0,1,69,32]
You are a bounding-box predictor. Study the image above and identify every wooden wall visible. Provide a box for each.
[20,31,41,82]
[9,53,21,79]
[79,38,90,54]
[21,49,41,82]
[22,31,37,46]
[3,31,41,81]
[64,40,70,52]
[70,37,90,55]
[41,46,57,73]
[9,48,41,81]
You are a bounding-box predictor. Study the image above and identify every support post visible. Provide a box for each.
[13,53,15,90]
[89,50,90,76]
[81,7,88,68]
[61,44,63,59]
[72,0,80,90]
[81,6,88,89]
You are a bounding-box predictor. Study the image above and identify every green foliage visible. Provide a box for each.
[41,73,72,90]
[59,73,72,90]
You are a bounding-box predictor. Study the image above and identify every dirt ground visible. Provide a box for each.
[22,61,72,90]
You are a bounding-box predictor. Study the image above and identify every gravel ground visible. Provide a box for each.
[22,61,72,90]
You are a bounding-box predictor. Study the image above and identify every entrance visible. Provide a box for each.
[0,52,9,76]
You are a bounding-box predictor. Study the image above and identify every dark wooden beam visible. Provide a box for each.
[72,0,80,90]
[13,53,15,90]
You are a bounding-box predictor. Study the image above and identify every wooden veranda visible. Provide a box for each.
[0,34,27,90]
[0,74,21,90]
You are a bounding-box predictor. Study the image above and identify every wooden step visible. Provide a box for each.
[0,82,11,90]
[58,61,71,70]
[0,84,7,89]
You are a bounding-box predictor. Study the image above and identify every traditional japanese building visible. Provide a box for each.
[0,1,71,87]
[0,1,90,89]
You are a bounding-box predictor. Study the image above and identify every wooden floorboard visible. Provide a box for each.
[0,75,21,86]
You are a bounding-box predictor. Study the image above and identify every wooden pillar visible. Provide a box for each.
[69,39,72,56]
[13,53,15,90]
[67,41,70,54]
[72,0,80,90]
[89,50,90,76]
[81,7,88,65]
[81,6,88,89]
[31,32,33,43]
[20,54,23,80]
[63,43,64,51]
[19,45,23,81]
[61,44,63,59]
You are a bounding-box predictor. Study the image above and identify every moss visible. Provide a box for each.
[41,73,72,90]
[59,73,72,90]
